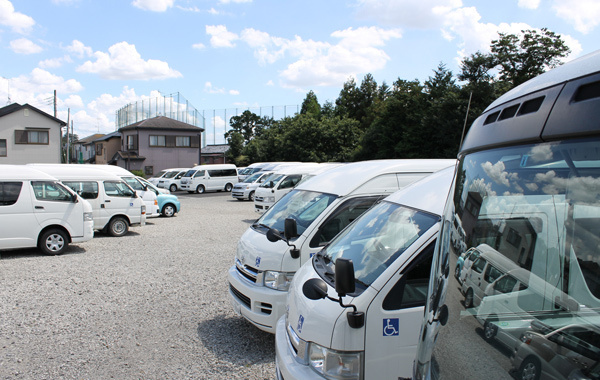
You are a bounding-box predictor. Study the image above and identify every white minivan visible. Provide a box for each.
[156,168,189,192]
[0,165,94,255]
[275,166,455,380]
[232,171,274,201]
[28,164,146,237]
[180,164,238,194]
[228,159,455,333]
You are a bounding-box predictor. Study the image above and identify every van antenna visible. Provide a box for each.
[459,91,473,150]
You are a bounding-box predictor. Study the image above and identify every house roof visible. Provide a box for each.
[76,133,105,145]
[118,116,204,132]
[110,151,146,163]
[94,131,121,142]
[0,103,67,126]
[202,144,230,154]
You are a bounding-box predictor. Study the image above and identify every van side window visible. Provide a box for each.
[382,241,435,310]
[309,196,382,248]
[63,181,99,199]
[484,265,503,283]
[279,175,301,190]
[123,177,144,191]
[104,181,134,197]
[0,182,23,206]
[195,170,206,178]
[494,275,518,293]
[472,257,486,274]
[31,181,73,202]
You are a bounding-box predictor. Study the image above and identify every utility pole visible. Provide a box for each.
[54,90,57,118]
[66,108,70,163]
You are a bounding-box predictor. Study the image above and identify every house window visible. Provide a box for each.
[96,143,103,156]
[0,139,6,156]
[126,135,137,150]
[150,135,166,147]
[145,166,153,175]
[15,130,49,144]
[176,136,191,147]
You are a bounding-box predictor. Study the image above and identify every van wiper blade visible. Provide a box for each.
[251,222,272,230]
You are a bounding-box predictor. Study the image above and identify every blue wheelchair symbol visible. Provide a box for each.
[297,315,305,333]
[256,257,261,267]
[383,318,399,336]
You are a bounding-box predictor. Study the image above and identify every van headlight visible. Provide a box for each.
[308,342,363,379]
[263,271,294,291]
[265,196,275,203]
[83,212,93,222]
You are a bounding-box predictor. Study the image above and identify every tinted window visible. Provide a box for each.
[0,182,23,206]
[472,257,486,274]
[31,181,73,202]
[63,181,99,199]
[104,181,134,197]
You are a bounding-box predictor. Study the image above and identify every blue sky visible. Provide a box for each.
[0,0,598,144]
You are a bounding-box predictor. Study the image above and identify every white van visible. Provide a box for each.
[156,168,189,192]
[147,167,188,187]
[275,166,455,380]
[253,164,334,213]
[239,162,301,181]
[0,165,94,255]
[232,171,274,201]
[28,164,146,236]
[179,164,238,194]
[228,159,455,333]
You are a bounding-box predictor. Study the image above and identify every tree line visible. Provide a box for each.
[225,28,570,165]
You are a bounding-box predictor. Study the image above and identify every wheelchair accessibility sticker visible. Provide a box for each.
[383,318,399,336]
[297,315,305,333]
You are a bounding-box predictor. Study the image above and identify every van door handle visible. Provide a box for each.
[35,206,44,209]
[105,200,111,202]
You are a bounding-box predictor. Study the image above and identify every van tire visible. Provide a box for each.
[169,184,177,192]
[107,217,128,237]
[464,288,474,308]
[248,191,255,201]
[483,318,498,341]
[162,204,176,217]
[196,185,205,194]
[518,356,541,380]
[224,183,233,192]
[39,228,68,255]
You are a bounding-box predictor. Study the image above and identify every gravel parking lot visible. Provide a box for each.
[0,192,276,380]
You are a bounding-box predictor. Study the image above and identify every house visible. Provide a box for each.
[94,132,121,165]
[73,133,104,163]
[200,144,230,164]
[0,103,66,164]
[113,116,204,176]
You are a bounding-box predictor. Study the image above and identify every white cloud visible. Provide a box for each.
[192,42,206,50]
[518,0,540,9]
[131,0,174,12]
[206,25,239,47]
[39,55,73,69]
[64,94,84,108]
[229,89,240,95]
[204,82,239,95]
[0,0,35,34]
[76,41,182,80]
[355,0,462,28]
[552,0,600,34]
[9,38,43,54]
[66,40,93,58]
[219,0,252,3]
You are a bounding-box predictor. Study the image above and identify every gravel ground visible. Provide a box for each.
[0,192,276,380]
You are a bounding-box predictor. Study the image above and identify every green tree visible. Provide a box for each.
[300,90,321,117]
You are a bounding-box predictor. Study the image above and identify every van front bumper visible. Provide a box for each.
[275,316,316,380]
[227,264,287,334]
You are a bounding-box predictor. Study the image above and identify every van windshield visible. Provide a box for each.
[163,171,179,179]
[260,174,285,188]
[243,172,263,183]
[255,189,337,235]
[183,170,196,178]
[322,201,438,289]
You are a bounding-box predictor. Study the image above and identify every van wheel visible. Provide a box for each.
[39,228,68,255]
[464,288,474,308]
[225,183,233,192]
[518,357,541,380]
[107,216,128,237]
[169,184,177,192]
[196,185,205,194]
[248,191,255,201]
[483,318,498,341]
[454,265,461,279]
[162,204,176,217]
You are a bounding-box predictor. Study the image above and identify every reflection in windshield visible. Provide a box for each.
[421,139,600,380]
[323,201,438,287]
[256,190,337,234]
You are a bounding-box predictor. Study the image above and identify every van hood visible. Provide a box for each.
[236,227,291,271]
[286,260,368,351]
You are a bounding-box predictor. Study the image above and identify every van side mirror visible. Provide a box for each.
[303,278,328,300]
[284,218,299,240]
[335,258,355,296]
[71,193,78,203]
[266,228,282,243]
[434,304,449,326]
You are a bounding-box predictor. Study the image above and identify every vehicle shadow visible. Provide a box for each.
[92,230,141,238]
[197,314,274,365]
[0,245,87,259]
[242,219,258,225]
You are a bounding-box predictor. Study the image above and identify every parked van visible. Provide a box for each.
[179,164,238,194]
[275,166,455,380]
[228,159,455,333]
[0,165,94,255]
[414,50,600,380]
[461,243,521,308]
[137,176,181,217]
[232,171,274,201]
[147,167,189,187]
[28,164,146,236]
[239,162,302,181]
[156,168,189,192]
[253,163,334,213]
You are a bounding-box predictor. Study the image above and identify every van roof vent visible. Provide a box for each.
[573,80,600,103]
[498,104,520,121]
[483,111,500,125]
[517,96,545,116]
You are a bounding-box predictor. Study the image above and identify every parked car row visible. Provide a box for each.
[0,164,182,255]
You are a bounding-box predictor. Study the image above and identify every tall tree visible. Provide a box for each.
[300,90,321,117]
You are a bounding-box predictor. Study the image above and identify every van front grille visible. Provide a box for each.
[229,284,251,308]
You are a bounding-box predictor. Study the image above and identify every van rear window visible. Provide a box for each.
[0,182,23,206]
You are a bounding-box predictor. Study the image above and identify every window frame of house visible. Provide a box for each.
[149,135,166,147]
[15,130,50,145]
[96,143,103,156]
[126,135,137,150]
[176,136,191,147]
[0,139,6,156]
